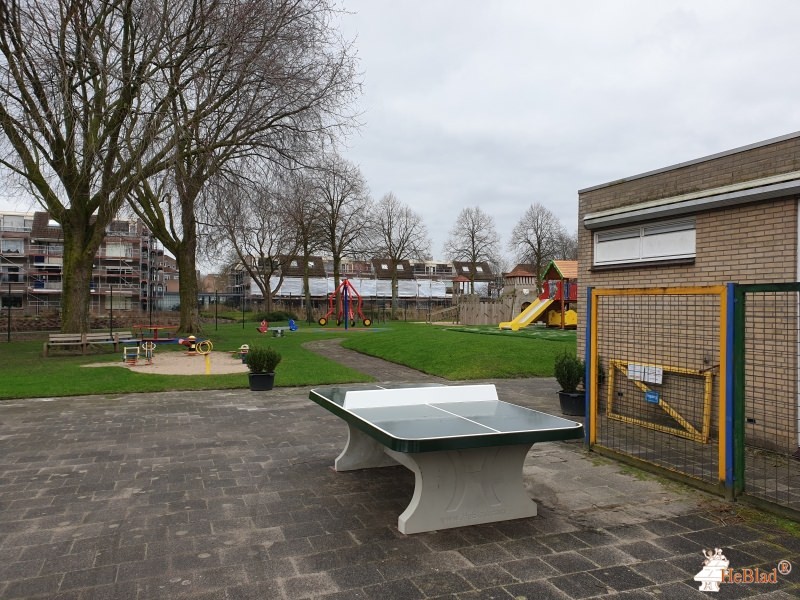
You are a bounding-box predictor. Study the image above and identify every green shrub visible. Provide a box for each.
[554,351,584,392]
[245,346,282,373]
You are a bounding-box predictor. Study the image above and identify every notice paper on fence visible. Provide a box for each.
[627,363,663,384]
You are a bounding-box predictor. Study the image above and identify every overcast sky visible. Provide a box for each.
[334,0,800,262]
[3,1,800,267]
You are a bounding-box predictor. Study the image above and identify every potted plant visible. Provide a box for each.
[245,346,282,391]
[554,351,586,416]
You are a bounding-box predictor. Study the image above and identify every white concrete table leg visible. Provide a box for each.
[335,424,398,471]
[385,444,537,534]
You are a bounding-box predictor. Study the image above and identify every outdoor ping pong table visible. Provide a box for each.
[309,384,584,534]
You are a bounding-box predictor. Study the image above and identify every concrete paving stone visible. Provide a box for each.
[724,541,787,562]
[223,581,285,600]
[717,545,762,569]
[456,564,516,589]
[360,577,426,600]
[378,555,439,580]
[588,565,654,592]
[542,551,601,574]
[654,534,707,557]
[503,579,571,599]
[241,556,296,581]
[58,564,118,590]
[307,531,357,552]
[641,518,692,536]
[668,513,719,531]
[629,559,692,584]
[457,543,516,566]
[603,524,656,542]
[548,572,610,598]
[40,550,96,575]
[455,588,515,600]
[618,540,676,561]
[682,527,741,550]
[327,563,385,589]
[280,571,339,599]
[500,556,560,581]
[145,537,199,558]
[0,558,45,581]
[265,537,314,559]
[577,546,639,568]
[457,524,513,545]
[499,538,553,559]
[412,571,474,598]
[293,549,353,573]
[607,591,658,600]
[75,580,138,600]
[170,551,222,572]
[572,529,620,547]
[116,556,171,582]
[540,532,592,553]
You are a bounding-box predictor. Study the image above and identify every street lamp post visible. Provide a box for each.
[109,284,113,337]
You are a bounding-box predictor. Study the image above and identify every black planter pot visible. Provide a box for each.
[558,390,586,416]
[248,372,275,391]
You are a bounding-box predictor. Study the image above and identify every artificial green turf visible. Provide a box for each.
[0,319,578,399]
[340,321,577,380]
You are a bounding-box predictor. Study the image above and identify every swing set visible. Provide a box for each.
[318,279,372,328]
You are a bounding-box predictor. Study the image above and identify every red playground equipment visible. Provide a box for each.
[319,279,372,328]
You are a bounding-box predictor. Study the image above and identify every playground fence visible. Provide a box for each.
[733,283,800,517]
[586,286,730,493]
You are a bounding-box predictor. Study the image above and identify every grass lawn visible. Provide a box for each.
[341,322,577,380]
[0,319,577,399]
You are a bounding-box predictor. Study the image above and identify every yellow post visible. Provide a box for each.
[205,353,211,375]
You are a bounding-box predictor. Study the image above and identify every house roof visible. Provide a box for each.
[281,256,326,278]
[506,264,536,278]
[30,212,66,241]
[551,260,578,280]
[452,261,494,281]
[371,258,414,280]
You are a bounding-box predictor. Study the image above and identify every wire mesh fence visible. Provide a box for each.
[735,285,800,514]
[590,288,725,487]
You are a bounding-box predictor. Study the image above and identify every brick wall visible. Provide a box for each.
[578,135,800,453]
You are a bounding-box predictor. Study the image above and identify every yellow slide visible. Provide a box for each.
[499,298,555,331]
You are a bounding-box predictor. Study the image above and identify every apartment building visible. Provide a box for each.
[0,211,171,315]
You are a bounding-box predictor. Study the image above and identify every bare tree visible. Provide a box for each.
[443,207,500,293]
[371,192,430,317]
[0,0,188,332]
[313,153,372,295]
[282,170,325,323]
[129,0,359,333]
[554,229,578,260]
[508,203,566,290]
[209,176,297,313]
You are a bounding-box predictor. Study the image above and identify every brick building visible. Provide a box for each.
[0,211,171,316]
[578,131,800,468]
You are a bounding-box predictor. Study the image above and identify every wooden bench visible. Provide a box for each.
[43,331,134,357]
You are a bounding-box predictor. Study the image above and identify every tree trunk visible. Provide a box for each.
[391,274,399,319]
[175,241,201,334]
[60,212,105,333]
[303,253,312,323]
[333,257,341,320]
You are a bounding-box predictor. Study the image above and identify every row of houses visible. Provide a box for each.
[3,210,531,314]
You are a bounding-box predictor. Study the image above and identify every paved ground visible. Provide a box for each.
[1,344,799,599]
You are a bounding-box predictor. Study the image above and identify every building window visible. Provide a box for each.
[396,264,404,271]
[475,266,484,273]
[593,219,695,266]
[1,296,22,308]
[1,239,23,254]
[461,266,469,272]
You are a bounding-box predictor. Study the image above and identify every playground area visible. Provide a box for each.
[83,349,249,375]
